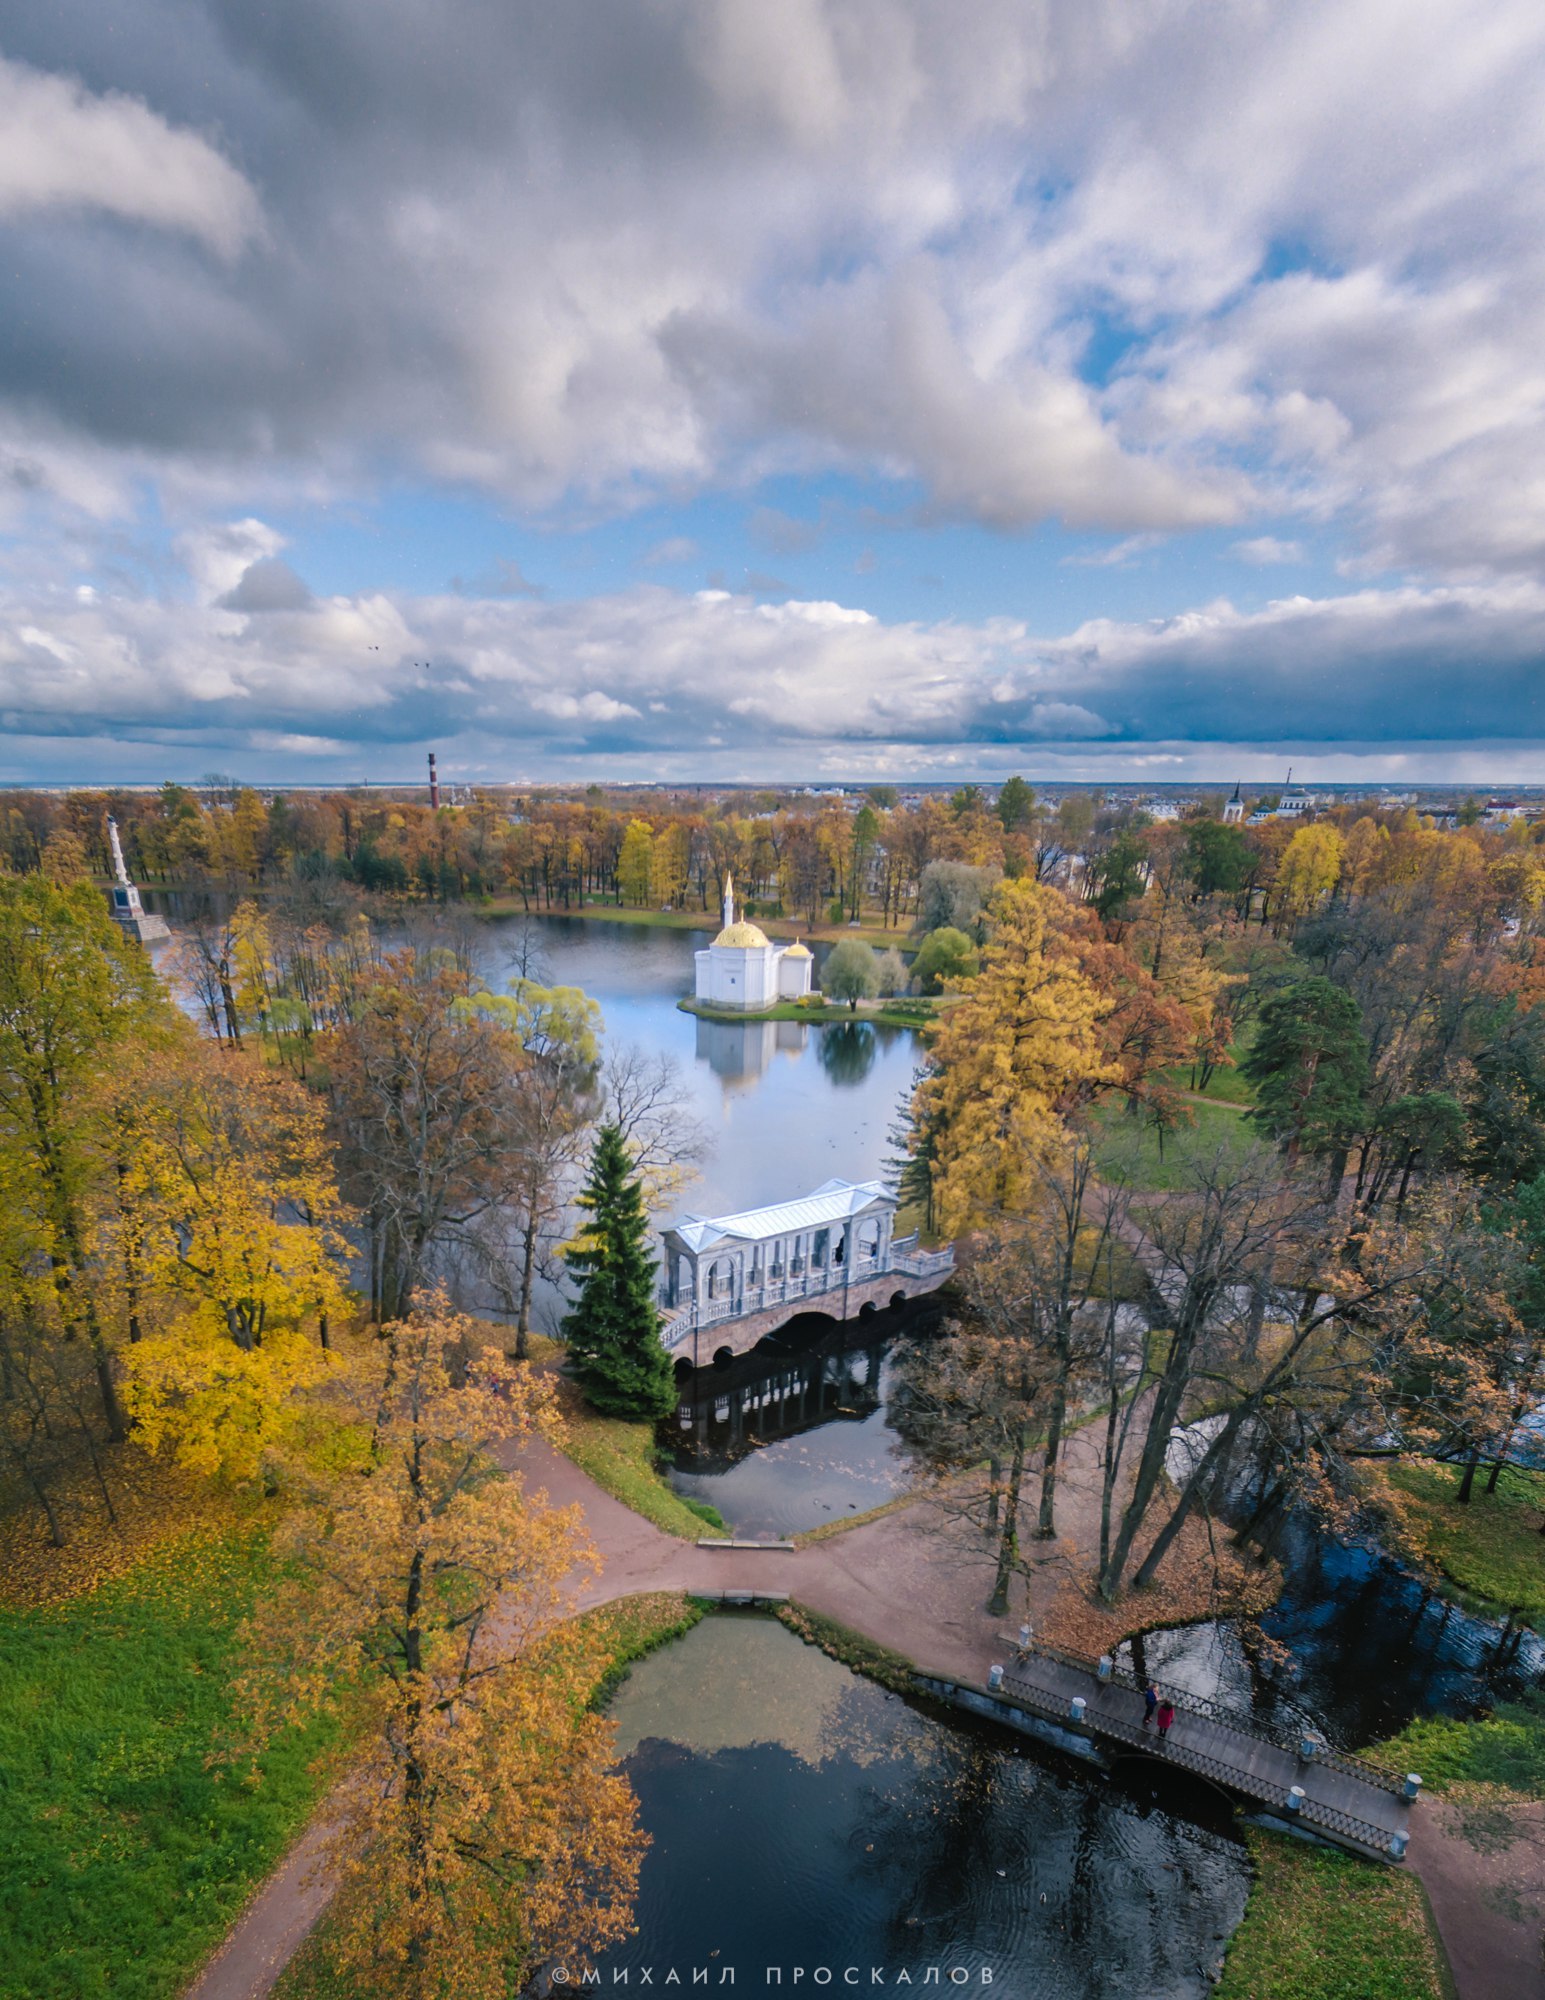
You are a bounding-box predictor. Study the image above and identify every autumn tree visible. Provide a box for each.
[323,950,532,1321]
[603,1044,710,1213]
[464,980,602,1360]
[1272,822,1345,930]
[114,1038,351,1478]
[916,879,1112,1235]
[563,1125,675,1419]
[821,938,881,1011]
[0,875,164,1438]
[235,1306,646,1998]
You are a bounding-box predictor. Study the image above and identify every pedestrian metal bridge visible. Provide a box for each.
[996,1640,1415,1863]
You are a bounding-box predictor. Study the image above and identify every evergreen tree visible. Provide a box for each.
[1242,976,1368,1161]
[562,1125,675,1419]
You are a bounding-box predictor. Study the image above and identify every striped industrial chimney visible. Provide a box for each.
[428,751,440,808]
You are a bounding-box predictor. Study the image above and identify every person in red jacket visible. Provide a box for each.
[1155,1698,1176,1742]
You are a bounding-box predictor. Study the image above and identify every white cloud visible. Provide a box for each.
[1233,537,1305,565]
[5,0,1543,569]
[5,530,1545,777]
[0,55,261,257]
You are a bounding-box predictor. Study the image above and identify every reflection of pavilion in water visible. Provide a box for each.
[672,1318,892,1471]
[693,1014,808,1086]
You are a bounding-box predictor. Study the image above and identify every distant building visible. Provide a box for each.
[1223,783,1246,825]
[693,876,813,1011]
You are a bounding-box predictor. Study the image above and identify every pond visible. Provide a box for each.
[597,1615,1250,1997]
[663,1307,941,1538]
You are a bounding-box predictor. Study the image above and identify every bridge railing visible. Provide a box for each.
[997,1661,1396,1854]
[1008,1638,1407,1795]
[655,1242,949,1332]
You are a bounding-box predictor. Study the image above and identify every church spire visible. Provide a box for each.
[723,872,734,930]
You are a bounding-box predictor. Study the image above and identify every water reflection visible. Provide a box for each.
[1122,1517,1545,1751]
[818,1019,879,1087]
[601,1618,1248,1998]
[694,1015,810,1087]
[478,916,919,1218]
[666,1313,937,1537]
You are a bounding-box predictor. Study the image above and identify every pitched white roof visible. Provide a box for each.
[665,1177,894,1252]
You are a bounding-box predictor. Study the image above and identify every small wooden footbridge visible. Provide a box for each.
[991,1640,1416,1863]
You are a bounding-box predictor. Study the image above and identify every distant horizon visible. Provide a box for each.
[5,771,1540,799]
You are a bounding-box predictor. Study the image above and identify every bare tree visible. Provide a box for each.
[603,1044,710,1211]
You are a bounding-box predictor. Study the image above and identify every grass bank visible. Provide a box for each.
[552,1376,727,1539]
[1376,1689,1545,1801]
[273,1590,705,2000]
[1215,1829,1451,2000]
[478,897,914,947]
[0,1524,333,2000]
[678,996,939,1029]
[1382,1459,1545,1626]
[775,1600,919,1695]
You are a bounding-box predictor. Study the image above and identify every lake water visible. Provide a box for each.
[597,1616,1249,1999]
[477,914,920,1220]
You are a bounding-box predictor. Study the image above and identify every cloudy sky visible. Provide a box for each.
[3,0,1545,788]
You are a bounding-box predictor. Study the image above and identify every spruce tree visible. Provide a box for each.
[562,1124,675,1420]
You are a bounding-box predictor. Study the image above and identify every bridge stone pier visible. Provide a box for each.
[658,1178,955,1369]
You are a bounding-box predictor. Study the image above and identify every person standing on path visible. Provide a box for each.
[1142,1680,1158,1728]
[1155,1699,1175,1743]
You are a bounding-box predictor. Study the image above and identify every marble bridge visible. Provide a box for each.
[658,1178,955,1370]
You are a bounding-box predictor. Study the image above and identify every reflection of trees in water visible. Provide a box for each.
[818,1021,877,1087]
[849,1720,1241,1982]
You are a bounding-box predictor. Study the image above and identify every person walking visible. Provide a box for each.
[1156,1699,1176,1743]
[1142,1680,1159,1729]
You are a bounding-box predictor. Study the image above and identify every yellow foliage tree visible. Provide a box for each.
[1273,822,1345,927]
[118,1040,350,1478]
[617,819,654,905]
[234,1305,646,1999]
[916,879,1114,1235]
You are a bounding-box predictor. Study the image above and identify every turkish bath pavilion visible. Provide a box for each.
[693,876,814,1011]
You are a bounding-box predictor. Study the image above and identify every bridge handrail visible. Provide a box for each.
[997,1665,1394,1852]
[1009,1638,1406,1793]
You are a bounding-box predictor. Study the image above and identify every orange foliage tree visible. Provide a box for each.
[235,1305,646,1998]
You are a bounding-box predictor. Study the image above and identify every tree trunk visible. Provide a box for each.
[1131,1407,1247,1592]
[1456,1445,1481,1504]
[1036,1377,1067,1538]
[515,1210,539,1363]
[987,1431,1025,1616]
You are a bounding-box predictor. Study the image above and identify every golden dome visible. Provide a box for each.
[714,920,771,948]
[783,939,813,958]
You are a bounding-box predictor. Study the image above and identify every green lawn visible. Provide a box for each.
[1376,1691,1545,1799]
[1215,1830,1450,2000]
[1157,1039,1257,1105]
[1089,1094,1255,1190]
[0,1526,332,2000]
[554,1380,726,1538]
[1384,1460,1545,1625]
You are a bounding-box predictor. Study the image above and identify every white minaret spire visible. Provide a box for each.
[723,872,734,930]
[107,816,132,888]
